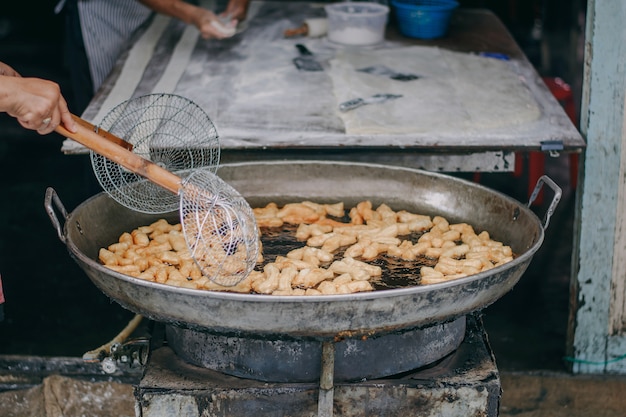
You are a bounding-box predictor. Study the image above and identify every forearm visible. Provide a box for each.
[138,0,202,26]
[223,0,250,20]
[0,76,21,114]
[0,62,21,113]
[0,62,20,78]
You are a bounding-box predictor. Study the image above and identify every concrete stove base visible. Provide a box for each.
[136,314,500,417]
[165,317,467,383]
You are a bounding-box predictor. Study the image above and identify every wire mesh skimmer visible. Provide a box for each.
[57,96,258,287]
[91,94,221,214]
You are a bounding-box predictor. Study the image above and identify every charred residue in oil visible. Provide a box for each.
[257,223,438,290]
[256,224,305,265]
[370,254,437,290]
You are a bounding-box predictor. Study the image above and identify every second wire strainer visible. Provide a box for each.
[91,93,220,214]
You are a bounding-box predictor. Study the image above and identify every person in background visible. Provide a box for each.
[0,61,77,135]
[0,62,78,322]
[57,0,250,113]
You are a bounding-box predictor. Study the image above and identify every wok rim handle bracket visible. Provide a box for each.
[44,187,69,244]
[528,175,562,230]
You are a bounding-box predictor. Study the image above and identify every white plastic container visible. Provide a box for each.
[324,2,390,46]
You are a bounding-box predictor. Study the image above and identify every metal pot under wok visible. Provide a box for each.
[46,160,558,340]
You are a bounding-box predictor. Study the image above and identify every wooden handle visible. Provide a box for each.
[70,114,134,151]
[56,120,181,195]
[284,23,308,37]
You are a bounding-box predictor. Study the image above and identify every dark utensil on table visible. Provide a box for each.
[357,65,420,81]
[338,93,403,112]
[293,43,323,71]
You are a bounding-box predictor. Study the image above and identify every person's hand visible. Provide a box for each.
[192,8,237,39]
[138,0,245,40]
[0,75,77,135]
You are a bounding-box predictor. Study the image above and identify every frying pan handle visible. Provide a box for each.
[528,175,562,230]
[44,187,68,244]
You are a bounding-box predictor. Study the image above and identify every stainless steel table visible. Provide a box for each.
[63,1,585,172]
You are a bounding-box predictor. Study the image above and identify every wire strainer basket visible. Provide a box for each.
[91,93,220,214]
[180,169,260,286]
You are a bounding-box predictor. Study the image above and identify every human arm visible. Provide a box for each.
[0,62,77,135]
[220,0,250,22]
[0,61,20,78]
[138,0,243,39]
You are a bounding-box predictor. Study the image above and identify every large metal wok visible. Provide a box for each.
[46,161,559,340]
